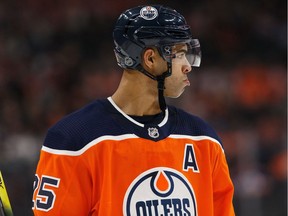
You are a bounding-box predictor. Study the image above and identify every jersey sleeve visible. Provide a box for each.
[32,132,95,215]
[212,145,235,216]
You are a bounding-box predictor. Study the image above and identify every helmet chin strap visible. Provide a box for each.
[136,62,172,113]
[156,75,167,112]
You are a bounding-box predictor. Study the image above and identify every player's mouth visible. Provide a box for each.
[184,78,190,86]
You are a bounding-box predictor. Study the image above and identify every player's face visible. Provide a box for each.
[164,44,192,98]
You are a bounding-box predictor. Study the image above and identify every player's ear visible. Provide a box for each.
[142,48,155,69]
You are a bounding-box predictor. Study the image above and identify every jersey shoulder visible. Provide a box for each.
[43,99,120,151]
[170,106,222,144]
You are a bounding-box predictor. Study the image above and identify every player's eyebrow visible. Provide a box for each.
[173,44,188,53]
[176,48,188,53]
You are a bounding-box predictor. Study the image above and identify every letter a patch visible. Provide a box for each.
[183,144,199,173]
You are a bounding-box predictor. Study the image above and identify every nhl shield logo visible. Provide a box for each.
[123,167,197,216]
[147,127,159,138]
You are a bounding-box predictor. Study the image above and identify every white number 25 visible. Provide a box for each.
[32,174,60,212]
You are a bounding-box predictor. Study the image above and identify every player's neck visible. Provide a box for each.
[111,70,162,116]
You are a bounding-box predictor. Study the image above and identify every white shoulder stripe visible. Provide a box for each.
[169,134,224,153]
[42,134,138,156]
[42,134,224,156]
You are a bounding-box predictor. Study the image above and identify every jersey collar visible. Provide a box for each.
[107,96,169,128]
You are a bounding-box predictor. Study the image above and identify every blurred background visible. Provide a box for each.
[0,0,286,215]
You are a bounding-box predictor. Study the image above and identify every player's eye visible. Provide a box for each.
[175,52,186,59]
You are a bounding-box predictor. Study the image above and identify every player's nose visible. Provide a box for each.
[183,60,192,73]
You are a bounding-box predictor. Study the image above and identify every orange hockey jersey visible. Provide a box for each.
[32,97,235,216]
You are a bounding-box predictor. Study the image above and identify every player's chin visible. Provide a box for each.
[165,88,185,98]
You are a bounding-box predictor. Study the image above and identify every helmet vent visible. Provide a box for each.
[165,29,190,39]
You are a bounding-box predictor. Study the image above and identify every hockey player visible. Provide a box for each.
[32,5,235,216]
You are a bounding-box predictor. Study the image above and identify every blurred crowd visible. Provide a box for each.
[0,0,286,215]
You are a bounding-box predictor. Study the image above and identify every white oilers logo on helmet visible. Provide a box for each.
[123,167,198,216]
[140,6,158,20]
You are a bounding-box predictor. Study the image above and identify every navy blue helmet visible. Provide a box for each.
[113,5,201,78]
